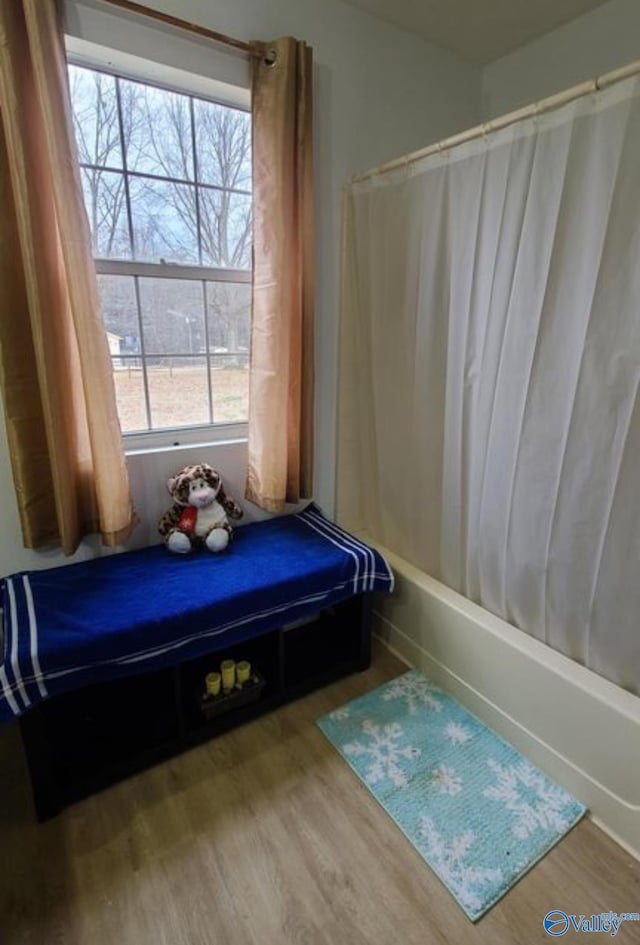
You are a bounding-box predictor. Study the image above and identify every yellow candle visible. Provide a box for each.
[220,659,236,692]
[236,660,251,685]
[205,671,221,697]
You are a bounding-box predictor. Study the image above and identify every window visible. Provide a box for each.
[67,63,251,441]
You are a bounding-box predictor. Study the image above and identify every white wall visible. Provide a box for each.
[0,0,481,577]
[481,0,640,119]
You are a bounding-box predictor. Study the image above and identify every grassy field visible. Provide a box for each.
[113,364,248,432]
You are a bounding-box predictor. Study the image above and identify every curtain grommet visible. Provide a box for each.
[263,48,278,67]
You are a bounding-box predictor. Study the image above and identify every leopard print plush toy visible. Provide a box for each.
[158,463,243,554]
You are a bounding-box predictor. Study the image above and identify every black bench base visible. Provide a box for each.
[19,593,373,821]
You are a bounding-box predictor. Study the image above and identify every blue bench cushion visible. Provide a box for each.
[0,506,393,722]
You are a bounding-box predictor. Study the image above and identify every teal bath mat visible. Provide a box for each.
[317,670,586,921]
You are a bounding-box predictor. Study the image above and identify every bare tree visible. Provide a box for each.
[129,91,251,268]
[196,102,252,268]
[206,283,250,357]
[69,65,252,355]
[69,67,146,258]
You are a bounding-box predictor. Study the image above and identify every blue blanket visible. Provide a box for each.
[0,506,393,723]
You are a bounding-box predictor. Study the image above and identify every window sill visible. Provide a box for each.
[123,423,248,456]
[124,436,247,458]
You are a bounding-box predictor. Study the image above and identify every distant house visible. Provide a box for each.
[107,332,141,369]
[106,331,122,360]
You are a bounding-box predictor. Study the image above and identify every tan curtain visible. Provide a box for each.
[0,0,136,555]
[246,36,314,513]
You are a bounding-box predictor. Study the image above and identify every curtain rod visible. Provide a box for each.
[351,57,640,184]
[96,0,269,61]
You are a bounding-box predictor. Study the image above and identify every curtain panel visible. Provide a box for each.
[0,0,136,554]
[246,36,314,513]
[338,75,640,694]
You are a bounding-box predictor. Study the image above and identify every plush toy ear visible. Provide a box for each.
[200,465,220,493]
[218,485,243,520]
[167,471,189,504]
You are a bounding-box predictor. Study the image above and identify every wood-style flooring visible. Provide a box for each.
[1,642,638,945]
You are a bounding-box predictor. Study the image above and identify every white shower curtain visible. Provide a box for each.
[338,75,640,694]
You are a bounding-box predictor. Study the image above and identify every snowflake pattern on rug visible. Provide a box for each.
[482,758,579,840]
[417,817,503,914]
[328,706,351,722]
[444,721,472,745]
[381,671,443,714]
[343,720,420,788]
[431,765,463,795]
[316,670,586,921]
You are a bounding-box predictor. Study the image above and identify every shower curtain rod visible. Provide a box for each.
[96,0,270,61]
[352,57,640,184]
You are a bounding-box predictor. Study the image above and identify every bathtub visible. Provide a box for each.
[366,537,640,860]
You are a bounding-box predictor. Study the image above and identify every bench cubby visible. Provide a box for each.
[19,591,372,820]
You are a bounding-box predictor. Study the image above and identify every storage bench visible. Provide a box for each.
[0,506,393,819]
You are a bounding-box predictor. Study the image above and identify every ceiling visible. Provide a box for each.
[341,0,611,64]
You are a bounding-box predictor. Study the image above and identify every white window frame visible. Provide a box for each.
[65,38,252,451]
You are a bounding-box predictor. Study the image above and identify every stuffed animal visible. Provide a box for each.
[158,463,243,554]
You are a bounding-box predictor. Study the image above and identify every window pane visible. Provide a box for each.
[81,169,132,258]
[138,278,204,355]
[98,276,146,431]
[205,282,250,351]
[147,358,210,428]
[207,281,249,422]
[97,274,139,344]
[194,99,251,190]
[211,354,248,423]
[200,189,251,269]
[68,65,254,437]
[112,360,148,432]
[68,65,122,169]
[122,79,194,181]
[129,177,198,262]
